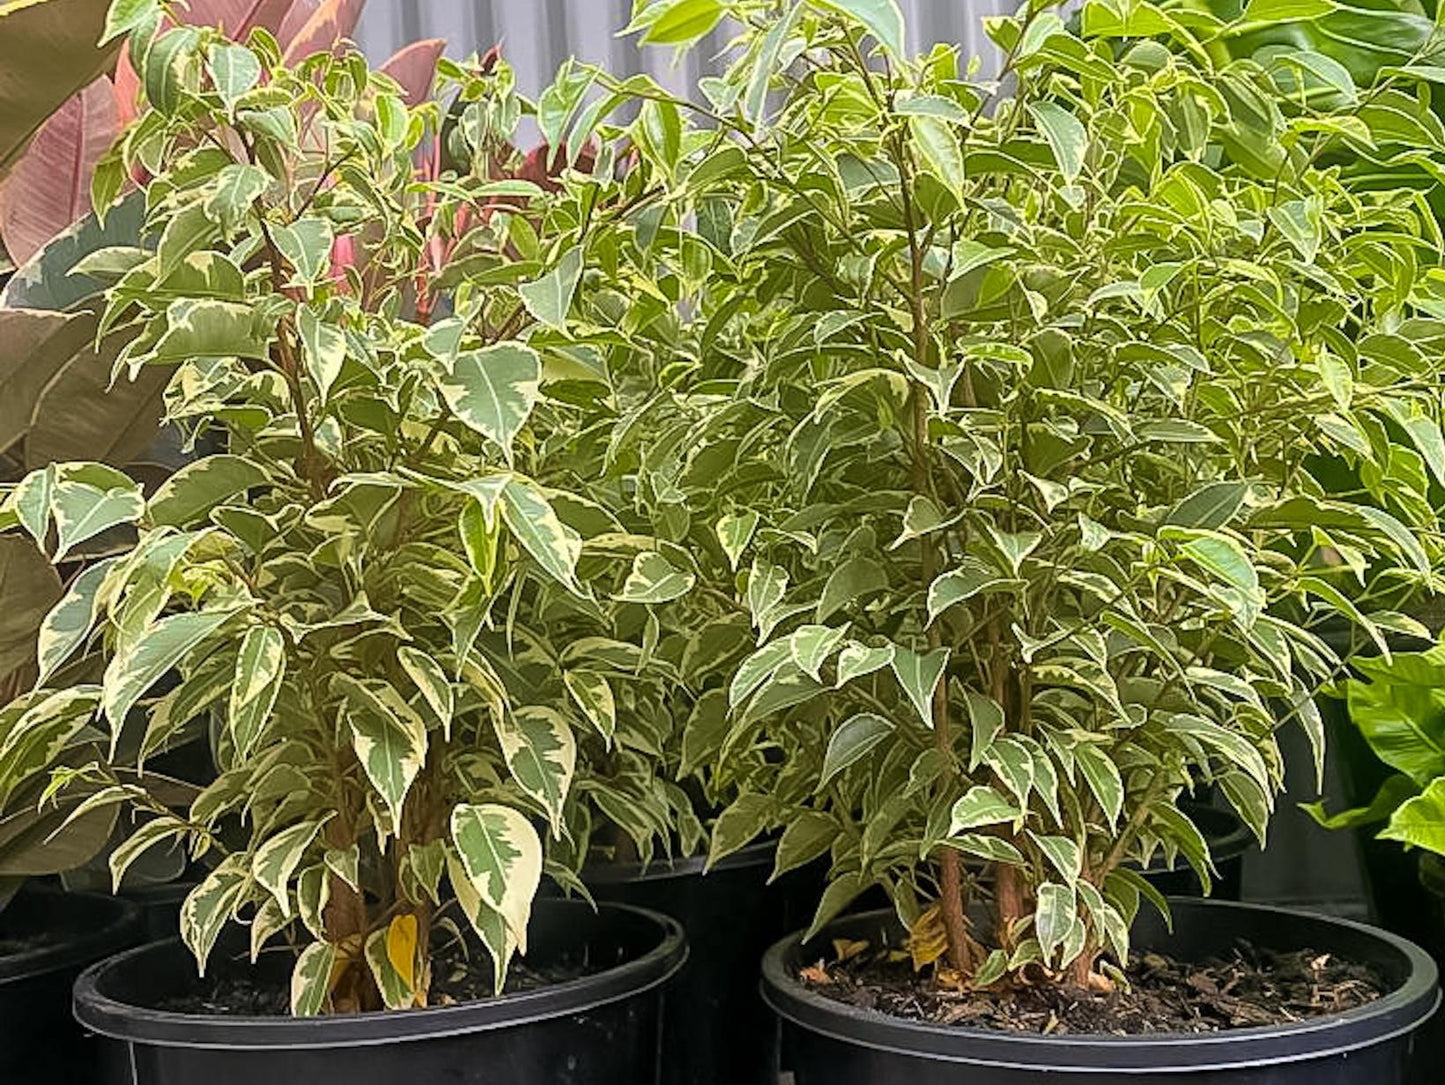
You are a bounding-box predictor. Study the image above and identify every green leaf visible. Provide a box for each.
[890,644,948,726]
[100,0,161,45]
[252,817,328,916]
[834,640,894,687]
[1027,101,1087,185]
[203,163,268,228]
[790,623,849,681]
[272,216,333,283]
[772,811,837,880]
[809,0,905,58]
[1035,882,1076,962]
[229,625,286,757]
[103,607,241,743]
[446,849,516,994]
[290,940,338,1016]
[498,477,583,595]
[338,675,428,834]
[207,42,261,109]
[563,670,615,744]
[398,647,454,736]
[617,551,695,603]
[1242,0,1338,20]
[949,785,1022,832]
[909,115,964,200]
[517,247,583,328]
[52,481,144,561]
[804,870,869,941]
[298,306,346,403]
[716,509,759,571]
[450,802,543,947]
[928,560,1018,624]
[438,345,542,465]
[964,689,1005,770]
[1030,833,1082,884]
[108,816,189,891]
[493,706,576,834]
[1074,741,1124,827]
[180,855,251,974]
[36,558,113,686]
[820,712,894,784]
[1165,481,1248,530]
[707,792,775,868]
[148,455,267,528]
[641,0,725,45]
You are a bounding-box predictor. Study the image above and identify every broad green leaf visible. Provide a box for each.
[1027,101,1087,184]
[707,792,775,868]
[641,0,725,44]
[36,558,114,686]
[148,455,267,528]
[517,247,583,328]
[910,114,964,200]
[963,689,1005,770]
[772,810,837,880]
[398,647,454,736]
[438,345,542,465]
[1074,741,1124,827]
[890,495,954,549]
[203,163,268,228]
[716,509,759,571]
[450,802,543,947]
[207,42,261,109]
[835,640,894,687]
[803,870,869,941]
[108,815,188,891]
[563,670,615,744]
[949,785,1021,833]
[252,817,328,916]
[1165,481,1248,530]
[1035,882,1076,962]
[809,0,905,58]
[324,845,360,893]
[180,855,250,974]
[790,624,849,680]
[730,640,791,707]
[499,477,583,595]
[890,644,948,726]
[272,216,333,284]
[290,940,338,1016]
[1030,833,1082,884]
[1242,0,1338,20]
[52,481,144,561]
[229,625,285,757]
[103,607,241,743]
[338,675,428,834]
[493,706,576,833]
[447,849,516,994]
[617,551,695,603]
[928,560,1018,624]
[298,306,346,403]
[820,712,894,784]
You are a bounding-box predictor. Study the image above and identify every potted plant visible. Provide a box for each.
[594,0,1445,1080]
[0,11,691,1082]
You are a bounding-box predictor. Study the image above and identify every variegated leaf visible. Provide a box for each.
[397,646,453,737]
[450,802,542,949]
[290,940,338,1016]
[563,670,615,744]
[180,854,252,974]
[252,817,329,916]
[229,625,285,757]
[492,706,576,833]
[437,344,541,465]
[337,675,428,834]
[35,557,115,686]
[446,848,516,995]
[364,914,417,1010]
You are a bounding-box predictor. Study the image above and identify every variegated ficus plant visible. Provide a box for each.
[609,0,1445,989]
[0,1,700,1014]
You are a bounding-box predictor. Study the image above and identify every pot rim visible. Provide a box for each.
[0,886,142,985]
[73,899,687,1050]
[761,898,1440,1073]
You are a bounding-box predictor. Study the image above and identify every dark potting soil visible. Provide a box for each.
[799,940,1385,1035]
[156,938,599,1016]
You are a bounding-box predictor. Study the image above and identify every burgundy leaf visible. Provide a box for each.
[277,0,319,46]
[113,50,141,127]
[380,38,445,106]
[0,79,118,265]
[281,0,366,66]
[176,0,295,36]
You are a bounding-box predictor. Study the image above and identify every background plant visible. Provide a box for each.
[586,0,1445,988]
[0,12,692,1014]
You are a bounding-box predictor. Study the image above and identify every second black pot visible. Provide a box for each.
[583,840,821,1085]
[73,899,686,1085]
[0,886,142,1081]
[764,899,1439,1084]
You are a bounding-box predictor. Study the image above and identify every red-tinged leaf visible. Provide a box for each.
[0,79,118,265]
[277,0,318,46]
[113,51,141,128]
[280,0,365,66]
[180,0,295,35]
[380,38,445,106]
[0,0,118,177]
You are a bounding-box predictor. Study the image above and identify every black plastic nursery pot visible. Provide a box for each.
[1140,801,1255,900]
[583,839,821,1085]
[0,885,143,1081]
[763,899,1439,1084]
[73,899,686,1085]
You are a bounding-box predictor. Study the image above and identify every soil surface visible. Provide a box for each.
[799,940,1385,1034]
[157,937,599,1016]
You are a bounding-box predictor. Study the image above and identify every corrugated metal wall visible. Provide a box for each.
[353,1,1011,99]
